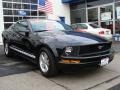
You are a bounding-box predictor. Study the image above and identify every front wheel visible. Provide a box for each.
[38,48,58,77]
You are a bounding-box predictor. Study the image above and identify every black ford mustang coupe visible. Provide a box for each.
[2,19,114,77]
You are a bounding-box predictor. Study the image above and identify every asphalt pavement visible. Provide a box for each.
[0,42,120,90]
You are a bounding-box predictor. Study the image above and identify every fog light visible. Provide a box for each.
[60,59,80,64]
[60,60,70,64]
[70,60,80,64]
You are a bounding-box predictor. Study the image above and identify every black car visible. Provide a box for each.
[2,19,114,77]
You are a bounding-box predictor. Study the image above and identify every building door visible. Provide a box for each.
[100,4,114,34]
[87,4,114,34]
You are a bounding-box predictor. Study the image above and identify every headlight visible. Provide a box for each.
[65,46,73,56]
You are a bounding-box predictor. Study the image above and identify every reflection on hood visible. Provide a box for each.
[38,30,106,46]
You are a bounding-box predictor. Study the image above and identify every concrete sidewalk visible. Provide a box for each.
[0,53,120,90]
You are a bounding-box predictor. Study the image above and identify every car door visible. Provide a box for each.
[12,20,33,53]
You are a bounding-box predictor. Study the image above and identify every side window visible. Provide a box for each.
[78,24,88,29]
[71,24,78,29]
[14,21,29,32]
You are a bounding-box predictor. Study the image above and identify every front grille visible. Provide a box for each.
[79,50,110,57]
[79,42,111,56]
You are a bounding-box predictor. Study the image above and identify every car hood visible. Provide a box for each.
[37,31,107,47]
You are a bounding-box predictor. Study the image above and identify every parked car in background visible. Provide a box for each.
[72,23,112,40]
[2,19,114,77]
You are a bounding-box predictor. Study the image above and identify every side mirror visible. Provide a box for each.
[25,30,29,37]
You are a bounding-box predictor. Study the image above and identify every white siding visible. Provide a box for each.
[48,0,70,25]
[0,0,4,43]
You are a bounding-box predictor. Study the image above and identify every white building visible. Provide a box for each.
[0,0,70,43]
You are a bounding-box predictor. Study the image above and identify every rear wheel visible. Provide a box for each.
[38,48,58,77]
[4,41,12,57]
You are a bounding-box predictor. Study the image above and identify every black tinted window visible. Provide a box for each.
[89,24,100,28]
[77,24,88,29]
[14,21,29,31]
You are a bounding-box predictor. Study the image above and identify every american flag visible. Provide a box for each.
[38,0,53,14]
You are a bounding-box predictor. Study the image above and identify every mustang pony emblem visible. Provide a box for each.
[98,45,104,49]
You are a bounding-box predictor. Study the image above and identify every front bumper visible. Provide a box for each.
[59,51,114,65]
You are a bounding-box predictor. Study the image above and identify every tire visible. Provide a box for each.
[38,47,58,77]
[4,41,12,57]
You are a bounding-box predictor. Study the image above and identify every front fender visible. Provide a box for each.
[35,38,59,57]
[45,42,59,57]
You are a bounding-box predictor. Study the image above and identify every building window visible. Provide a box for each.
[31,11,37,16]
[13,3,21,9]
[71,9,86,23]
[100,5,113,21]
[115,2,120,34]
[22,0,31,3]
[70,1,86,10]
[13,0,21,2]
[88,8,98,22]
[31,0,37,4]
[31,5,37,10]
[39,12,45,16]
[3,2,12,8]
[2,0,12,1]
[4,17,13,22]
[3,10,13,15]
[2,0,46,29]
[86,0,114,7]
[22,4,30,9]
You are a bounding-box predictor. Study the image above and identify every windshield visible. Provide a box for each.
[89,24,100,28]
[30,20,72,32]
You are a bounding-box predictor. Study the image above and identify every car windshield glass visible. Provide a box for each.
[30,20,72,32]
[77,24,88,29]
[89,24,100,28]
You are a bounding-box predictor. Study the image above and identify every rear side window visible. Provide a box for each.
[14,21,29,32]
[77,24,88,29]
[89,24,100,28]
